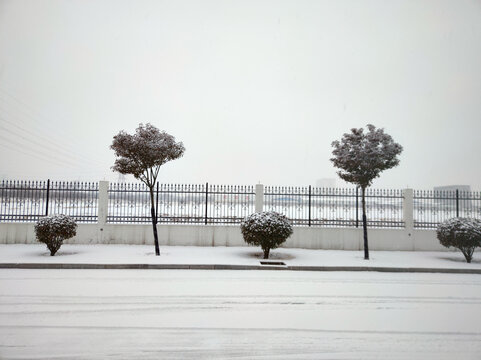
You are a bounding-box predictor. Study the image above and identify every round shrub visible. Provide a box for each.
[436,217,481,263]
[241,211,293,259]
[34,214,77,256]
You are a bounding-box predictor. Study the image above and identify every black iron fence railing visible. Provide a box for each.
[0,180,98,223]
[414,190,481,229]
[108,183,255,224]
[265,186,404,228]
[1,180,480,229]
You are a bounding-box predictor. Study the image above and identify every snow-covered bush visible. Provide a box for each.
[34,214,77,256]
[436,218,481,263]
[241,212,293,259]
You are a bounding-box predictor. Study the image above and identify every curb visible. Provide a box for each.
[1,263,480,274]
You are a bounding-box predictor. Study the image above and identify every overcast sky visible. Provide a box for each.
[0,0,480,190]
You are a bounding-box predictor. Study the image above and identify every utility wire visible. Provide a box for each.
[0,103,106,168]
[0,118,105,168]
[0,134,77,169]
[0,93,82,147]
[0,123,92,165]
[0,112,106,167]
[0,140,74,169]
[0,88,109,165]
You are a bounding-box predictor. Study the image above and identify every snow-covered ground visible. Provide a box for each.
[1,245,481,358]
[1,268,481,359]
[1,244,481,270]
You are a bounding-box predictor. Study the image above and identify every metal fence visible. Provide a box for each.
[108,183,255,224]
[2,180,481,229]
[265,186,404,228]
[0,180,98,223]
[414,190,481,229]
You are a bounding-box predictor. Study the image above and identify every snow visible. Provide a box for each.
[0,244,481,269]
[437,217,481,237]
[1,268,481,359]
[241,211,292,230]
[1,245,481,358]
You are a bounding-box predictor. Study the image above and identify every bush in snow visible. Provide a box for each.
[436,218,481,263]
[241,211,293,259]
[34,214,77,256]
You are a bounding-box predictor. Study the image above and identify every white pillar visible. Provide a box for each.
[403,188,414,235]
[98,181,109,226]
[255,184,264,213]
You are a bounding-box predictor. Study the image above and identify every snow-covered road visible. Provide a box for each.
[1,269,481,359]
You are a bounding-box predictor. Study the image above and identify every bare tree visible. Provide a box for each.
[331,124,402,260]
[111,123,185,256]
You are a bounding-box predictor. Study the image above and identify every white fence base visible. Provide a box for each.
[0,223,445,251]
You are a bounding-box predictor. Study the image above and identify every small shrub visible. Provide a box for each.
[34,214,77,256]
[436,217,481,263]
[241,211,293,259]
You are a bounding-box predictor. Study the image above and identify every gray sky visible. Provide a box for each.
[0,0,480,190]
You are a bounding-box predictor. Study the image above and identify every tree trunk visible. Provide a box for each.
[48,242,59,256]
[461,249,473,263]
[361,186,369,260]
[149,186,160,256]
[263,248,270,259]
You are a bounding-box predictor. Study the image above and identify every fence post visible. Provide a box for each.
[308,185,311,227]
[356,186,359,228]
[403,188,414,235]
[98,181,109,226]
[155,182,160,224]
[456,189,459,217]
[255,184,264,213]
[205,182,208,225]
[45,179,50,216]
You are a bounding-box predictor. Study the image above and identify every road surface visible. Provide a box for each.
[1,269,481,359]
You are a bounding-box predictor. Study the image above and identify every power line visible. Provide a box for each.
[0,92,79,144]
[0,123,91,165]
[0,103,106,167]
[0,134,78,168]
[0,87,108,163]
[0,141,73,169]
[0,118,105,167]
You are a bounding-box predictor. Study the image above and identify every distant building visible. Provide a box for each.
[433,185,471,192]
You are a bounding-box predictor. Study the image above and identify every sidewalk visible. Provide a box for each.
[1,244,481,274]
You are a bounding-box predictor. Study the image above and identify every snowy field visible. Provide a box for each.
[1,244,481,270]
[1,269,481,359]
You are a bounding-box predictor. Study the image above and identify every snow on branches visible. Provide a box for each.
[331,124,403,188]
[111,123,185,187]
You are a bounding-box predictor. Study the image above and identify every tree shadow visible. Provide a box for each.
[39,251,80,257]
[437,254,481,264]
[240,249,296,261]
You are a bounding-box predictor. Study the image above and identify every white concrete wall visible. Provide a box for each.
[0,222,445,251]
